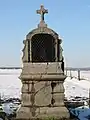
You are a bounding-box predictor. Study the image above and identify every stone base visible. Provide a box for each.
[14,118,71,120]
[15,106,70,120]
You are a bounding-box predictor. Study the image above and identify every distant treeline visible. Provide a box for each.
[0,67,22,69]
[0,67,90,71]
[66,67,90,71]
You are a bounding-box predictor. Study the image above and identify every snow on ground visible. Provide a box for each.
[0,69,22,99]
[80,71,90,80]
[0,69,90,100]
[64,77,90,99]
[65,70,90,80]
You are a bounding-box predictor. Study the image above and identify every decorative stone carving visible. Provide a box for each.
[22,40,29,62]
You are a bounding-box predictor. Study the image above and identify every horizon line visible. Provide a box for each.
[0,67,90,71]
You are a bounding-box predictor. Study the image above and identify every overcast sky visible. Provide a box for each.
[0,0,90,67]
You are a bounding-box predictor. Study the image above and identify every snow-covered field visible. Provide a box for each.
[0,69,90,100]
[64,77,90,99]
[0,69,22,99]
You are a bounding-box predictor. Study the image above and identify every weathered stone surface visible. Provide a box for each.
[16,107,70,119]
[37,107,69,118]
[21,93,31,106]
[21,63,63,74]
[16,5,70,120]
[35,81,52,106]
[16,106,31,119]
[21,83,29,93]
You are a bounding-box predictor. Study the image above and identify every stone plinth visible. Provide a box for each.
[16,63,70,120]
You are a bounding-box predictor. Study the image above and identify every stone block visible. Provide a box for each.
[21,83,29,93]
[21,93,31,105]
[53,93,64,106]
[54,82,64,93]
[35,81,52,106]
[16,106,31,119]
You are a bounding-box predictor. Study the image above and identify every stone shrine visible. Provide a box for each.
[16,5,70,120]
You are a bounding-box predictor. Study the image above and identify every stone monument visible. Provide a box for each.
[16,5,70,120]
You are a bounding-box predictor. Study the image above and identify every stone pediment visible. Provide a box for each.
[26,27,59,40]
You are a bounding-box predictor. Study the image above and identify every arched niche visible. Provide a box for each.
[31,33,55,62]
[22,27,63,63]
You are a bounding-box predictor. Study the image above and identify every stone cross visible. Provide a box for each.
[36,5,48,22]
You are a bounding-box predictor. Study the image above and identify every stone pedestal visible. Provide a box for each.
[15,5,70,120]
[16,63,70,120]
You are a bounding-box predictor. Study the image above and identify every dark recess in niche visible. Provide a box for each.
[31,34,55,62]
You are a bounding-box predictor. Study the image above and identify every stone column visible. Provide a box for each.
[30,40,32,62]
[16,80,36,119]
[55,39,58,62]
[53,82,65,106]
[22,40,29,62]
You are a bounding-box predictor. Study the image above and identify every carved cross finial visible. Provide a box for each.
[36,5,48,22]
